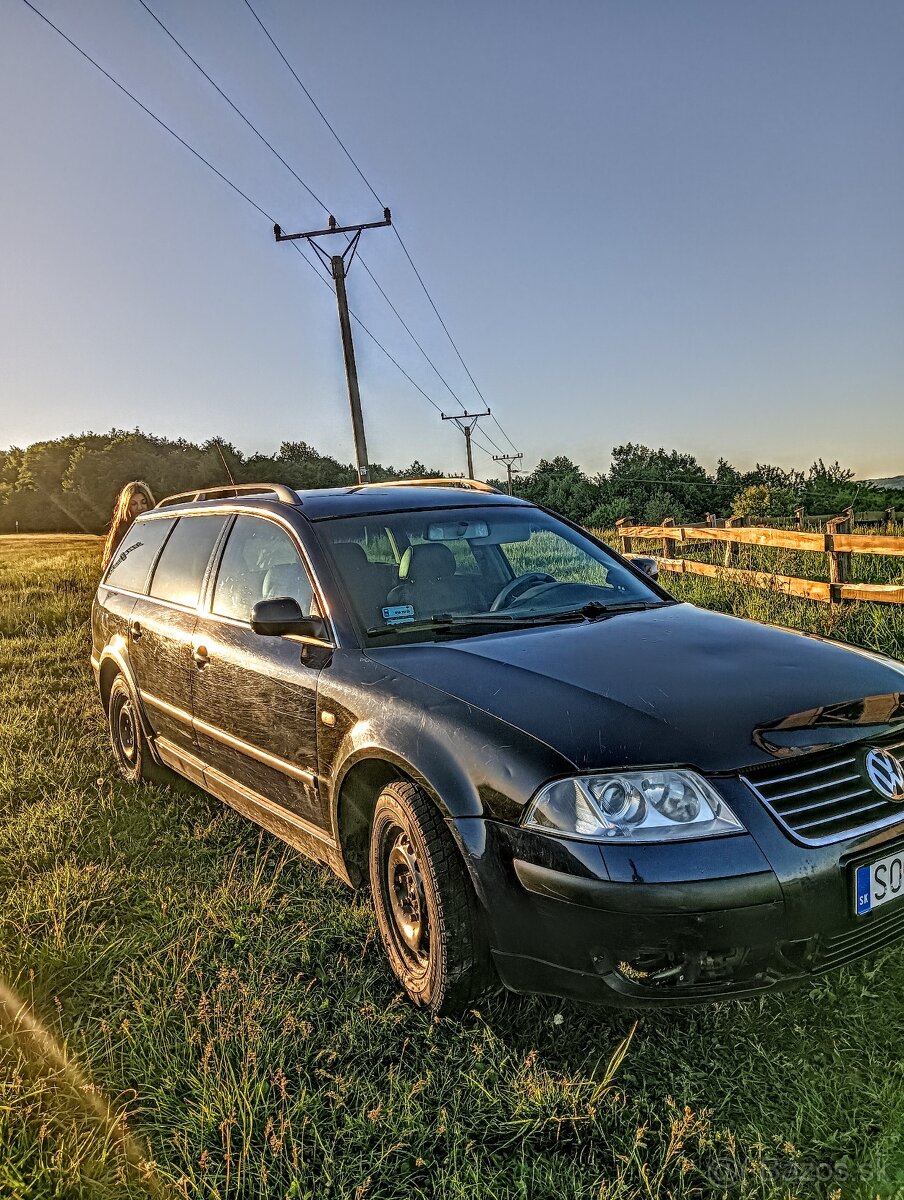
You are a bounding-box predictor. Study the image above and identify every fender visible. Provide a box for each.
[327,688,568,823]
[95,638,159,749]
[325,701,565,912]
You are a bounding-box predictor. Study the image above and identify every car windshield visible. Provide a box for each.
[318,505,669,643]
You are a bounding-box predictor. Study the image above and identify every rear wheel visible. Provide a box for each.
[107,675,172,785]
[369,779,493,1015]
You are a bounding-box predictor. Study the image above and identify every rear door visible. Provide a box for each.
[128,514,228,761]
[190,514,329,830]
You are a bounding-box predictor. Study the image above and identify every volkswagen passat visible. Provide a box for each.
[92,481,904,1013]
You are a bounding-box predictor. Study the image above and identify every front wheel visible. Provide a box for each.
[369,780,494,1015]
[107,674,173,785]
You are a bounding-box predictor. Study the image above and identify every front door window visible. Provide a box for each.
[212,515,318,621]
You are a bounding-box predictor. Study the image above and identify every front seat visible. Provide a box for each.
[387,543,474,615]
[330,541,389,626]
[262,561,317,614]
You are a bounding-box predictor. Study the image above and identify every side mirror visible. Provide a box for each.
[631,556,659,582]
[251,597,328,640]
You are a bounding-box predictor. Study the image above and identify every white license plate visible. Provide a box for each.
[855,850,904,916]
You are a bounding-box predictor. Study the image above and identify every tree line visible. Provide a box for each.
[0,429,899,534]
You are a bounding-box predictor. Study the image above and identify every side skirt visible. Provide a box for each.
[155,737,351,883]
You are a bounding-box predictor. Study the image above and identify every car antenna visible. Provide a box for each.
[214,441,236,487]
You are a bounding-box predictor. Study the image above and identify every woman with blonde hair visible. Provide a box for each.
[101,480,156,570]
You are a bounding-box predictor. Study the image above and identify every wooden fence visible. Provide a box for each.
[615,515,904,605]
[695,506,903,532]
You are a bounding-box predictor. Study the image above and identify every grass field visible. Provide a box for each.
[3,534,904,1198]
[605,525,904,664]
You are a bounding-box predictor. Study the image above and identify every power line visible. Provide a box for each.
[547,473,863,500]
[242,0,385,211]
[291,236,496,465]
[239,0,520,457]
[135,0,330,214]
[284,244,500,456]
[487,411,520,455]
[19,0,277,227]
[287,246,503,461]
[133,0,512,462]
[135,0,490,435]
[354,257,470,413]
[18,0,486,464]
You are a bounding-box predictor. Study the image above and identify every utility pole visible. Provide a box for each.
[275,210,392,484]
[441,409,491,479]
[492,452,524,495]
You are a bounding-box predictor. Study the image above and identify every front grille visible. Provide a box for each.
[742,733,904,846]
[818,902,904,973]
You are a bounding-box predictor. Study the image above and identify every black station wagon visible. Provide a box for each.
[92,481,904,1013]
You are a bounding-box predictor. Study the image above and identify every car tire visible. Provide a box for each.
[107,674,173,785]
[369,779,494,1016]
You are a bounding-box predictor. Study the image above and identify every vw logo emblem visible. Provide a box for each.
[864,748,904,802]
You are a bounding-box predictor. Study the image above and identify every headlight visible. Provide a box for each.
[524,770,744,842]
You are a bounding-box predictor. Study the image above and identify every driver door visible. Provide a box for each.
[190,514,329,831]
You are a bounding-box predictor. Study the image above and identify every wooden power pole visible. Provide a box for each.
[492,452,524,495]
[441,409,490,479]
[274,210,392,484]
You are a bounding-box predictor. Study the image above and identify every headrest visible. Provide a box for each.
[399,542,457,581]
[332,541,369,574]
[263,562,304,596]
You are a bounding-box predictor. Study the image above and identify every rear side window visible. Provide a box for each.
[103,516,175,594]
[212,515,317,621]
[149,516,227,609]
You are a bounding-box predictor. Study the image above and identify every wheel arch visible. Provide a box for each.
[334,747,480,888]
[96,643,156,744]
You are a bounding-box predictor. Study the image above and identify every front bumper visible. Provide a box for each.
[451,777,904,1007]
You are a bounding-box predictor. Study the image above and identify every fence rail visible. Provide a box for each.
[615,516,904,605]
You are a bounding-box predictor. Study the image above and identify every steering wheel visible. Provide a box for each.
[490,571,556,611]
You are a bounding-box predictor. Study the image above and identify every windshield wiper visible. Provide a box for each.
[537,599,666,624]
[365,601,665,640]
[366,610,587,640]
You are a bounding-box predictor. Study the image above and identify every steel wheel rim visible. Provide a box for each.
[114,695,138,769]
[381,823,430,972]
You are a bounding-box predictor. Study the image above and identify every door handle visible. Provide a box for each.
[192,645,210,667]
[129,621,142,642]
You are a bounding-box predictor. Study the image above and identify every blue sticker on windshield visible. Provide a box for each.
[382,604,415,625]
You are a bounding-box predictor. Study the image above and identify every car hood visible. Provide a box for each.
[367,603,904,773]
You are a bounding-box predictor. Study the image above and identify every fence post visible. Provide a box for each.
[724,515,745,567]
[794,506,805,531]
[615,517,634,556]
[660,516,678,560]
[825,514,851,603]
[887,507,896,533]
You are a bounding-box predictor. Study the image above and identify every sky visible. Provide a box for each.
[2,0,903,480]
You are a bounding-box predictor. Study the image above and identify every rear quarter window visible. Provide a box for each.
[148,515,227,609]
[102,516,176,594]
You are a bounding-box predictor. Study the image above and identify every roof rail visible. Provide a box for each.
[356,477,502,495]
[155,482,299,509]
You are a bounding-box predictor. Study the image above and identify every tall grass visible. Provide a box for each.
[2,535,904,1197]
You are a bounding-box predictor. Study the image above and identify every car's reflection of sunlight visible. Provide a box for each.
[0,977,166,1197]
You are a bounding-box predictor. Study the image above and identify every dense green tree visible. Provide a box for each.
[0,427,897,534]
[606,444,712,522]
[803,459,864,515]
[731,484,798,520]
[513,456,603,523]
